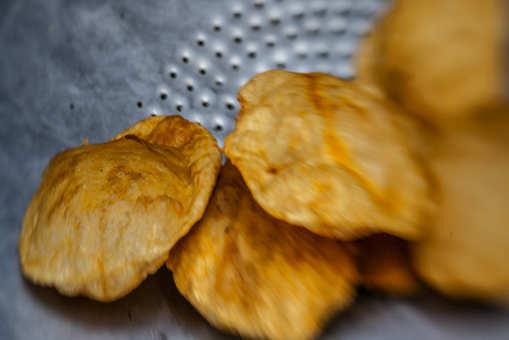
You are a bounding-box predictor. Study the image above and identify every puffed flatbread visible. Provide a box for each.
[356,0,507,125]
[19,115,221,301]
[168,162,358,340]
[224,70,434,240]
[412,115,509,303]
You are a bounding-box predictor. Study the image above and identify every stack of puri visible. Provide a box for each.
[356,0,509,303]
[18,0,509,339]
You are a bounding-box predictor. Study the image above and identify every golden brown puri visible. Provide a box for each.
[356,0,507,125]
[168,162,358,340]
[224,70,434,241]
[412,115,509,304]
[19,116,221,301]
[356,234,420,296]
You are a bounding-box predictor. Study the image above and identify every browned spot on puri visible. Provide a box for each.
[136,195,153,208]
[305,74,327,113]
[128,172,143,181]
[267,167,278,174]
[104,166,133,197]
[107,165,125,179]
[305,73,340,115]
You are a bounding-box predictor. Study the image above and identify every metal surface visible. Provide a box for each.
[0,0,508,339]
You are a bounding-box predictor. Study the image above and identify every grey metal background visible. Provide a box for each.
[0,0,508,339]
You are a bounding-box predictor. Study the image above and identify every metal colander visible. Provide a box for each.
[1,0,508,339]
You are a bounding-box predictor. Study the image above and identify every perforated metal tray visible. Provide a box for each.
[1,0,508,339]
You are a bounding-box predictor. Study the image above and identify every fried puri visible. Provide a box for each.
[168,162,358,340]
[356,0,507,125]
[224,70,433,241]
[19,115,221,301]
[412,115,509,303]
[356,234,420,296]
